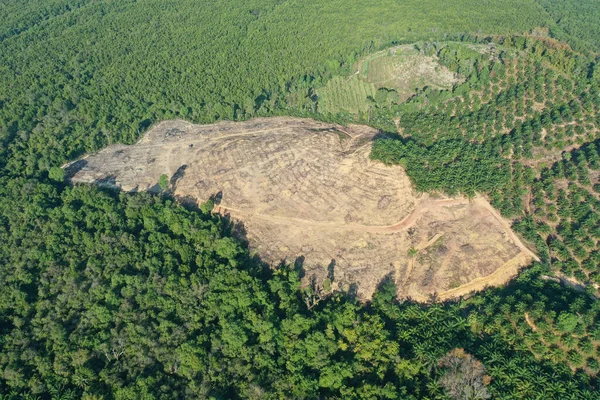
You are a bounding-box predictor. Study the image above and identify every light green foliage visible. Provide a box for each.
[199,198,215,214]
[557,312,579,333]
[372,37,600,282]
[159,174,169,191]
[323,278,332,292]
[0,0,552,174]
[374,88,389,106]
[317,76,376,114]
[388,90,400,104]
[0,178,598,398]
[318,44,463,114]
[372,36,600,373]
[538,0,600,51]
[48,166,65,182]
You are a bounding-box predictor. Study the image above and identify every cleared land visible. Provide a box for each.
[65,118,536,300]
[317,44,463,114]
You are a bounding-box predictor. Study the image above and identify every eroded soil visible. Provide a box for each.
[65,117,536,300]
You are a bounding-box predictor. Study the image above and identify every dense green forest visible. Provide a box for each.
[538,0,600,52]
[1,179,598,398]
[2,0,600,399]
[0,0,552,175]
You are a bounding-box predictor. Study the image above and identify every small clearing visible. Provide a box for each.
[317,44,462,114]
[65,117,535,300]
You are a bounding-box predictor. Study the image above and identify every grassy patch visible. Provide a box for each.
[317,44,464,115]
[317,76,376,114]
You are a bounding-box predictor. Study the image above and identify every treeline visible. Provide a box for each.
[369,33,600,372]
[2,1,600,398]
[0,0,553,177]
[537,0,600,52]
[0,178,597,399]
[371,137,511,196]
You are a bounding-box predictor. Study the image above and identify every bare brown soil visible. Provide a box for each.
[65,117,536,300]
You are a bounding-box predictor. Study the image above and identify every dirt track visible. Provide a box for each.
[65,117,536,300]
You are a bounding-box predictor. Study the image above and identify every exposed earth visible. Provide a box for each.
[65,117,536,300]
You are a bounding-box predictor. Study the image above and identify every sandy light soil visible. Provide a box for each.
[65,117,536,300]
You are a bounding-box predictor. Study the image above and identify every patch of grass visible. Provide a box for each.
[317,43,464,115]
[317,76,376,114]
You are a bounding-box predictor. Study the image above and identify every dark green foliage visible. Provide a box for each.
[0,179,273,398]
[369,33,600,375]
[0,0,554,178]
[2,1,600,398]
[0,180,597,398]
[371,137,510,196]
[538,0,600,51]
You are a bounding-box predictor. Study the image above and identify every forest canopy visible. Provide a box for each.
[1,0,600,399]
[0,0,553,175]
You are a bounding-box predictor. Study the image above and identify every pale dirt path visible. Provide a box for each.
[140,124,324,147]
[62,121,321,168]
[541,273,600,298]
[430,198,539,300]
[218,196,537,259]
[437,252,531,300]
[476,197,540,262]
[555,272,600,291]
[66,116,539,302]
[217,196,537,301]
[524,312,538,332]
[215,197,468,234]
[137,120,375,165]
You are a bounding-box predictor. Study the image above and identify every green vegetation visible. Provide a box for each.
[0,0,552,175]
[2,0,600,398]
[318,45,460,115]
[538,0,600,51]
[370,33,600,375]
[317,76,376,114]
[0,179,598,398]
[158,174,169,191]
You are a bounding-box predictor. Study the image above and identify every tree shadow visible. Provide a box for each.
[230,219,249,245]
[92,175,120,190]
[175,194,200,212]
[148,182,162,194]
[327,259,336,282]
[294,255,306,280]
[210,190,223,205]
[218,211,249,246]
[376,272,397,291]
[372,129,401,141]
[169,164,188,188]
[346,283,360,301]
[373,272,398,304]
[138,119,152,132]
[64,159,88,179]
